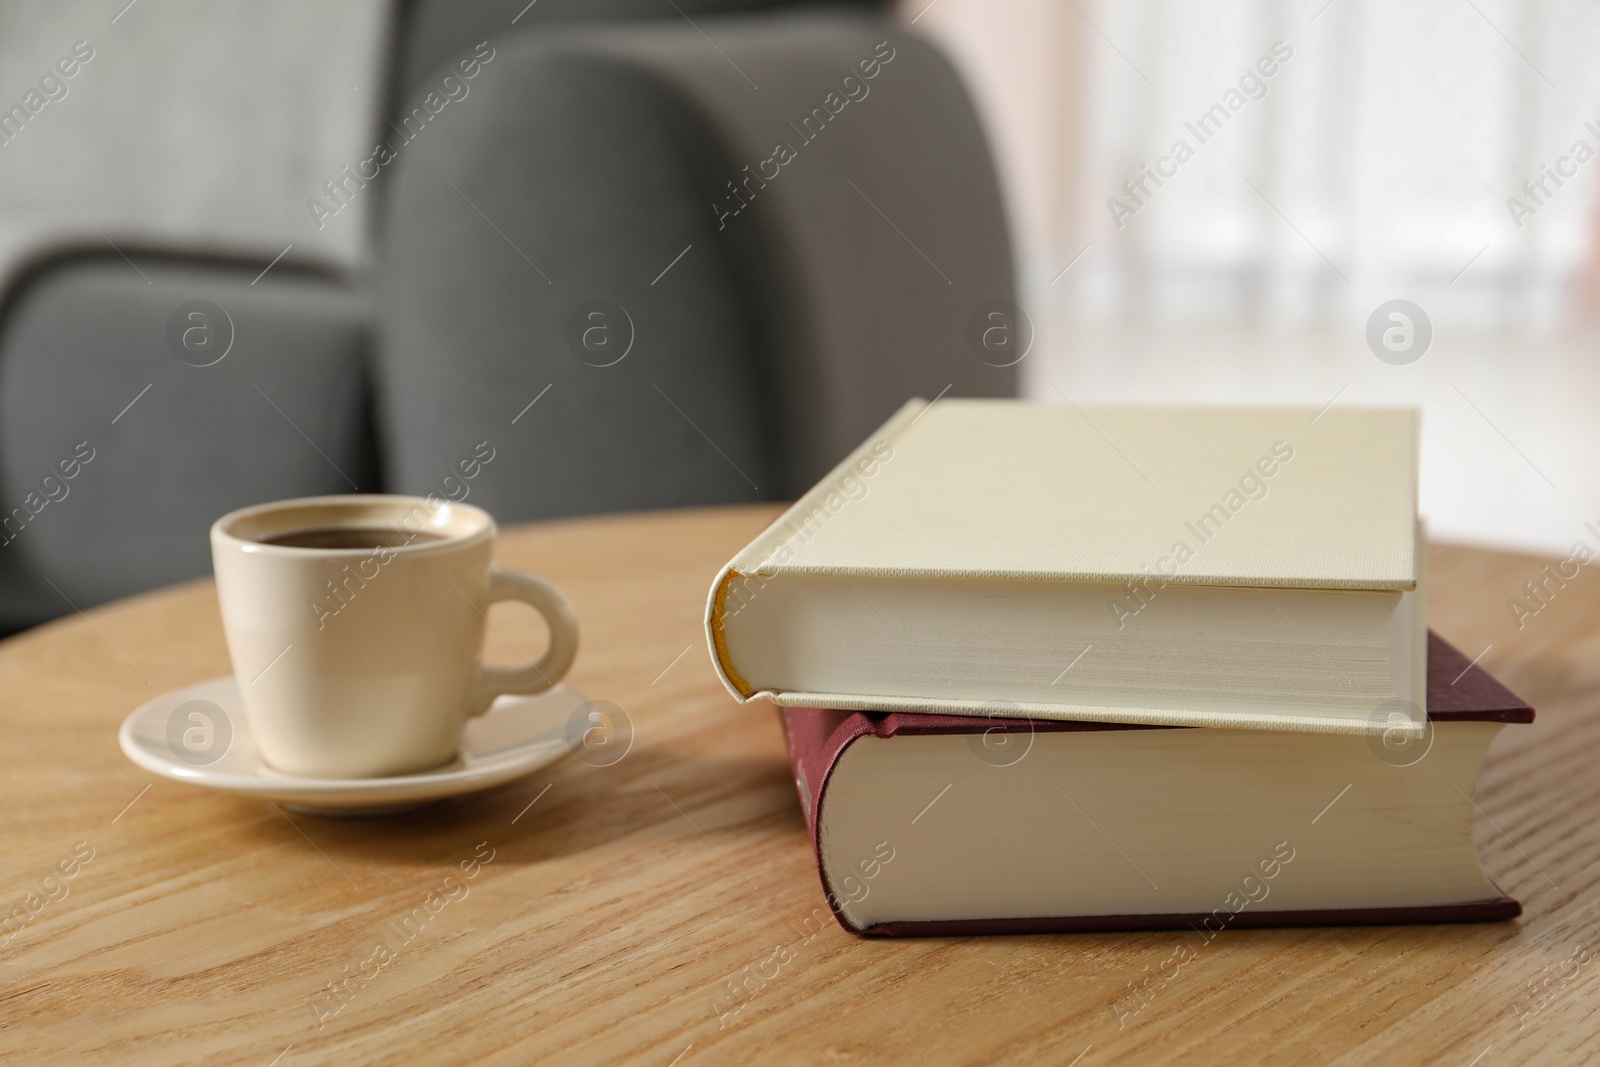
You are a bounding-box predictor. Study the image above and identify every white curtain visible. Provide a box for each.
[913,0,1600,332]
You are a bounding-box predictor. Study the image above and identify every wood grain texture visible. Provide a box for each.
[0,505,1594,1065]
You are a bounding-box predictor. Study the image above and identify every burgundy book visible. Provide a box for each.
[781,632,1532,937]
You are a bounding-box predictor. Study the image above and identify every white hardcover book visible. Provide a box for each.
[706,399,1425,735]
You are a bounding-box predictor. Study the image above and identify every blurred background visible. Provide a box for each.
[0,0,1586,633]
[917,0,1597,553]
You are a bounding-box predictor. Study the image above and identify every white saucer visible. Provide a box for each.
[119,676,584,816]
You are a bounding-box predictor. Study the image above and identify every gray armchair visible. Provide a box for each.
[0,0,1015,633]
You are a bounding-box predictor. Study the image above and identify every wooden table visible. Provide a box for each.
[0,504,1593,1065]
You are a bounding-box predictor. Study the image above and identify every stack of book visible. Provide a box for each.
[705,400,1532,935]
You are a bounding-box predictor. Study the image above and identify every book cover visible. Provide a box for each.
[717,400,1419,590]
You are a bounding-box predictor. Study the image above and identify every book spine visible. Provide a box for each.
[779,707,863,836]
[778,707,881,933]
[705,565,754,699]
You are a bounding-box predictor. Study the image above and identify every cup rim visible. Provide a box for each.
[211,494,495,557]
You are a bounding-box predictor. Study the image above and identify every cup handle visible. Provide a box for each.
[472,565,579,715]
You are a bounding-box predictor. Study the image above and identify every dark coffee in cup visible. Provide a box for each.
[258,526,449,550]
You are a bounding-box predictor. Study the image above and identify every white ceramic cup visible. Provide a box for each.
[210,495,578,778]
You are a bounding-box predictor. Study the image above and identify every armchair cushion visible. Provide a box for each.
[0,259,372,627]
[375,12,1015,523]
